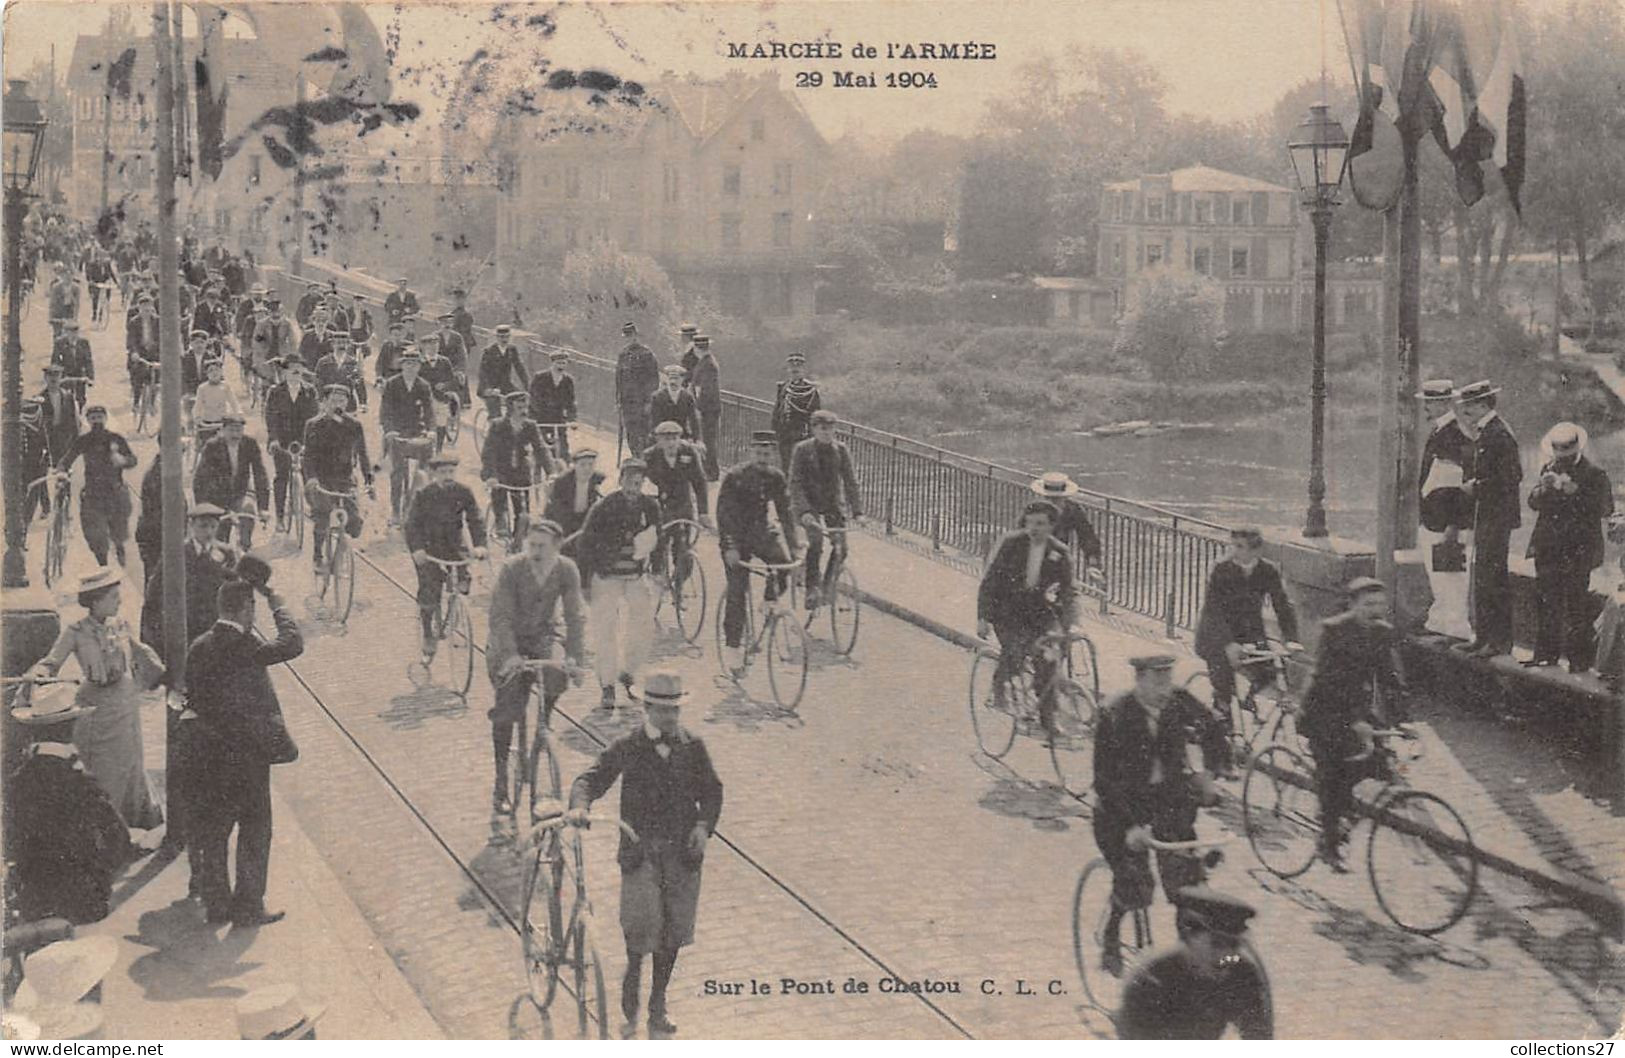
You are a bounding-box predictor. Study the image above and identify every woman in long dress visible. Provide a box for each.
[32,568,166,833]
[1595,510,1625,689]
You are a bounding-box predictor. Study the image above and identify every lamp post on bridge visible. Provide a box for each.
[3,79,49,588]
[1288,103,1349,541]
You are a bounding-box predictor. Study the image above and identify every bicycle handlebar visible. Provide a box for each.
[487,481,541,493]
[421,555,471,569]
[27,471,68,490]
[1131,835,1231,853]
[307,482,357,499]
[0,675,82,686]
[660,518,703,534]
[529,810,639,843]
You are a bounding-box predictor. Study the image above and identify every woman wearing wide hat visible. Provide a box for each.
[30,568,166,834]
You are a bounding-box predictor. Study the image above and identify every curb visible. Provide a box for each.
[855,585,1625,941]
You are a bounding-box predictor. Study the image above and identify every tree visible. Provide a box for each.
[1112,269,1225,380]
[554,242,681,359]
[957,144,1052,277]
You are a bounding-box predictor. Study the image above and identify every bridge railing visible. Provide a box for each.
[278,265,1233,633]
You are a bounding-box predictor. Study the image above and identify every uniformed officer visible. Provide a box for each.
[771,351,820,472]
[1117,887,1273,1040]
[716,431,797,676]
[615,322,661,455]
[405,455,487,660]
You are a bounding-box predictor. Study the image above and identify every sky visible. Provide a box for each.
[2,0,1360,142]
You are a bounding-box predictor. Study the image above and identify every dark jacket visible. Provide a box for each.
[405,480,486,559]
[379,373,435,436]
[545,468,605,538]
[570,726,724,867]
[478,342,530,397]
[1045,497,1103,569]
[450,307,476,349]
[1192,558,1299,660]
[528,370,577,426]
[134,455,164,553]
[481,417,556,484]
[141,538,237,662]
[1467,412,1523,533]
[264,383,320,449]
[977,530,1077,627]
[640,442,709,517]
[1527,454,1613,569]
[51,336,94,381]
[1091,689,1213,825]
[185,596,304,767]
[37,387,80,463]
[314,353,364,412]
[7,749,129,924]
[384,288,419,323]
[1300,609,1407,748]
[577,490,663,578]
[788,437,863,521]
[301,413,373,490]
[59,426,135,494]
[715,461,793,552]
[771,379,821,443]
[1119,947,1273,1040]
[647,386,701,440]
[192,434,270,510]
[691,354,721,415]
[615,341,660,413]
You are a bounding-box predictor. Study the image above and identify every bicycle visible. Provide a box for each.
[1185,639,1307,764]
[967,629,1099,797]
[486,480,544,555]
[384,431,430,526]
[217,508,261,554]
[713,559,810,712]
[521,809,637,1036]
[407,555,475,699]
[1072,833,1261,1034]
[500,657,583,820]
[797,518,860,655]
[651,518,707,644]
[58,376,92,415]
[278,445,306,550]
[28,472,72,589]
[1241,725,1478,935]
[308,482,359,623]
[130,358,160,436]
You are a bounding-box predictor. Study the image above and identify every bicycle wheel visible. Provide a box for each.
[578,920,610,1039]
[333,538,357,623]
[1367,789,1478,935]
[520,836,566,1011]
[1241,744,1320,879]
[445,405,461,447]
[472,407,487,453]
[443,596,475,698]
[673,550,707,644]
[1048,678,1096,798]
[766,614,810,712]
[528,725,563,817]
[967,650,1019,760]
[1073,858,1155,1023]
[290,475,306,550]
[1261,700,1310,756]
[510,711,528,816]
[1068,633,1101,701]
[828,563,860,655]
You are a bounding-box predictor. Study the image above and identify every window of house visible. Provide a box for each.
[565,166,580,199]
[772,212,792,248]
[751,117,766,141]
[1145,243,1163,267]
[1193,245,1211,275]
[1146,195,1164,221]
[1230,247,1249,276]
[772,161,793,196]
[1252,192,1270,225]
[1111,238,1124,276]
[1194,197,1210,224]
[1231,197,1248,225]
[724,164,741,196]
[721,214,742,249]
[249,155,262,186]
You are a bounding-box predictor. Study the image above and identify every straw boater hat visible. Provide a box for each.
[1415,378,1455,400]
[641,670,689,706]
[1031,471,1081,498]
[14,937,119,1012]
[1455,379,1500,402]
[235,986,326,1040]
[1541,421,1588,461]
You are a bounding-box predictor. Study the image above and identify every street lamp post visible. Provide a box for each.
[1289,103,1349,541]
[3,80,48,588]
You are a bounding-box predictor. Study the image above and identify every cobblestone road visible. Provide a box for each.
[24,294,1624,1039]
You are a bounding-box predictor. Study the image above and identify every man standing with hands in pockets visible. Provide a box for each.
[568,670,723,1038]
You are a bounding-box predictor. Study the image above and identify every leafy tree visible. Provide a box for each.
[1112,269,1226,380]
[554,242,681,358]
[957,144,1052,277]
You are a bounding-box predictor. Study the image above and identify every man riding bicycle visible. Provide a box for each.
[528,348,578,461]
[302,384,375,573]
[976,499,1078,726]
[379,350,436,526]
[419,335,460,454]
[480,390,556,543]
[715,430,798,679]
[478,323,529,421]
[1091,654,1218,976]
[577,457,664,709]
[1117,886,1273,1039]
[315,332,367,413]
[192,356,241,450]
[51,320,94,411]
[192,412,270,550]
[641,419,713,583]
[405,455,487,662]
[486,518,587,813]
[265,360,321,532]
[433,312,471,412]
[788,408,863,611]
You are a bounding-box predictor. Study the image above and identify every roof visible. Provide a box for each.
[1105,165,1292,195]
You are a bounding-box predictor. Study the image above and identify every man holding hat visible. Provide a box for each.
[568,669,724,1037]
[690,335,722,480]
[302,383,375,571]
[264,360,321,531]
[647,364,702,443]
[716,431,798,676]
[193,412,270,551]
[771,351,821,472]
[616,321,661,455]
[1117,886,1273,1039]
[789,409,863,610]
[57,404,137,567]
[480,391,557,542]
[380,350,437,524]
[1027,471,1103,572]
[37,364,80,465]
[1299,577,1408,871]
[1090,653,1217,974]
[545,448,605,582]
[478,323,530,421]
[50,320,94,411]
[1453,379,1522,657]
[577,457,664,707]
[384,275,419,325]
[1526,422,1613,672]
[405,455,487,661]
[528,348,577,460]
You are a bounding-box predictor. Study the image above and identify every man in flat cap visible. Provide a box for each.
[546,448,605,585]
[480,391,556,543]
[647,364,702,444]
[1299,577,1408,871]
[478,323,530,422]
[577,456,664,707]
[51,319,94,411]
[1117,886,1273,1039]
[385,276,419,325]
[406,455,487,663]
[264,361,321,533]
[193,412,270,551]
[302,383,376,573]
[716,431,798,677]
[789,408,863,611]
[528,348,577,461]
[37,363,79,466]
[689,336,722,481]
[1090,653,1216,975]
[57,404,137,567]
[433,311,471,411]
[1526,422,1613,672]
[616,322,661,456]
[380,351,437,525]
[1453,380,1522,657]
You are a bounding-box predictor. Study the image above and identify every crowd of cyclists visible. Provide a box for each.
[14,206,1442,1040]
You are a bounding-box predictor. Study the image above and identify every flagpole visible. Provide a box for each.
[1377,206,1400,592]
[1396,115,1423,550]
[154,0,189,686]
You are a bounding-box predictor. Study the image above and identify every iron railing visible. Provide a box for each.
[279,266,1233,632]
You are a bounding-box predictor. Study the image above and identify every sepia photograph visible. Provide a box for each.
[0,0,1621,1042]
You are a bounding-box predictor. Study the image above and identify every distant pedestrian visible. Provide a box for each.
[615,322,660,456]
[57,404,137,568]
[771,352,820,471]
[528,348,576,461]
[1453,380,1522,658]
[567,670,723,1038]
[690,336,722,480]
[1524,423,1613,673]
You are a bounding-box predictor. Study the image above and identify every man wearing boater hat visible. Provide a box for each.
[1525,422,1613,673]
[1117,886,1273,1039]
[568,669,723,1038]
[1026,471,1103,572]
[1452,379,1522,657]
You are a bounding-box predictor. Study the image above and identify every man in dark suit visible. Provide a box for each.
[1525,423,1614,672]
[478,323,530,421]
[1454,380,1523,657]
[689,336,722,481]
[568,670,723,1038]
[192,413,271,550]
[789,409,863,609]
[615,322,660,456]
[546,448,605,583]
[976,499,1078,727]
[187,574,304,926]
[38,364,80,465]
[1191,527,1301,774]
[646,365,702,443]
[480,392,556,540]
[528,348,577,460]
[51,320,95,410]
[264,361,321,530]
[1300,578,1407,871]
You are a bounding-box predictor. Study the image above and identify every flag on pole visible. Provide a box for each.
[1342,0,1415,211]
[1422,0,1527,213]
[193,3,231,180]
[106,46,138,99]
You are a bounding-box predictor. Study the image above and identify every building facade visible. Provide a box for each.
[1094,165,1383,335]
[494,72,826,319]
[323,153,502,279]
